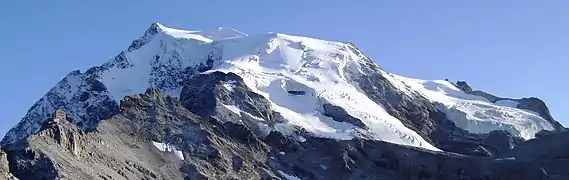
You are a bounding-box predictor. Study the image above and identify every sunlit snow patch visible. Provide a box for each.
[495,157,516,161]
[222,80,238,91]
[152,141,184,160]
[278,170,301,180]
[222,104,265,121]
[223,104,241,115]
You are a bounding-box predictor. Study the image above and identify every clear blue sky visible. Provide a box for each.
[1,1,567,137]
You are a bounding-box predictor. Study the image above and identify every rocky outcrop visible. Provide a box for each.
[36,110,84,156]
[0,149,17,180]
[321,103,366,129]
[180,71,277,137]
[4,148,57,180]
[181,71,272,119]
[455,81,473,92]
[119,88,278,179]
[0,150,7,176]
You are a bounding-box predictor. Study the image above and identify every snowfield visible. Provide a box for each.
[2,23,555,152]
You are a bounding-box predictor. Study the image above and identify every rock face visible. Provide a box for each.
[179,71,277,138]
[321,103,366,129]
[455,81,473,92]
[0,149,16,180]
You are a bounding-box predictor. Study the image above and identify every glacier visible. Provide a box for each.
[388,75,554,140]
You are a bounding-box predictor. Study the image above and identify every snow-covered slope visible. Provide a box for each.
[387,75,554,139]
[2,23,556,152]
[205,32,439,150]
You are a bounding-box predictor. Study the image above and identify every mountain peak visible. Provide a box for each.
[152,22,247,40]
[128,23,250,52]
[152,22,200,35]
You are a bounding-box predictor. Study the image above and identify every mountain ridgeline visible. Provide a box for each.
[1,23,567,180]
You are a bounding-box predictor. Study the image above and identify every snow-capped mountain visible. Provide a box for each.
[2,23,568,180]
[1,23,560,152]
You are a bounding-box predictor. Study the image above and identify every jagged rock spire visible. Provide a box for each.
[455,80,473,92]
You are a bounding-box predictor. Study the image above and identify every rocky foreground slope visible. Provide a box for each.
[1,23,568,179]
